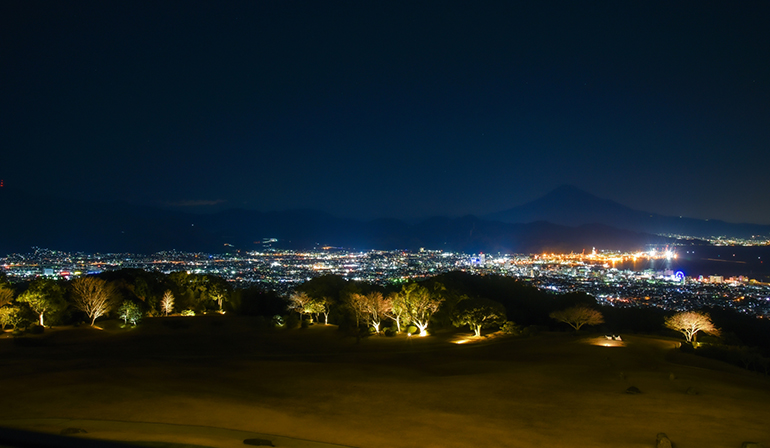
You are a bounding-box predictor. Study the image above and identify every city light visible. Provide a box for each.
[1,247,769,319]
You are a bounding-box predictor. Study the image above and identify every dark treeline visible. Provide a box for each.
[1,269,769,373]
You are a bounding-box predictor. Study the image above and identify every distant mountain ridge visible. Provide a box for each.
[0,187,670,255]
[487,185,770,239]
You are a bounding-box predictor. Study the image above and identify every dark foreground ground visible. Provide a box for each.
[0,315,768,448]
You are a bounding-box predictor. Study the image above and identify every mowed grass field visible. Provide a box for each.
[1,315,769,448]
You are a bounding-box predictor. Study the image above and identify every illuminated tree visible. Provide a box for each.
[348,293,368,329]
[550,305,604,332]
[71,276,118,326]
[401,283,444,336]
[118,300,143,325]
[0,306,22,330]
[0,285,13,308]
[306,299,326,323]
[288,291,316,323]
[384,292,408,332]
[160,290,175,316]
[350,292,390,333]
[316,296,333,325]
[207,282,229,311]
[16,279,66,326]
[452,297,506,337]
[664,311,719,343]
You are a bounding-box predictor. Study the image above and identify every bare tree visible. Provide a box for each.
[160,290,175,316]
[357,292,391,333]
[550,305,604,332]
[348,293,368,329]
[71,277,118,326]
[664,311,719,343]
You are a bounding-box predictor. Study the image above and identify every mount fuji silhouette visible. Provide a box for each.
[487,185,770,239]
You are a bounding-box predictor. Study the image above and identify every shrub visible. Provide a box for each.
[406,325,417,335]
[501,321,522,336]
[181,309,195,317]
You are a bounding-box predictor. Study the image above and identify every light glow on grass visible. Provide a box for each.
[451,332,504,345]
[586,336,626,347]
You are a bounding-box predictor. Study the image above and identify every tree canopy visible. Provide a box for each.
[71,276,118,326]
[664,311,719,343]
[550,305,604,332]
[452,297,506,337]
[16,278,66,326]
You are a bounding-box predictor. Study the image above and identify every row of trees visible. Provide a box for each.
[0,270,738,347]
[288,282,451,336]
[0,270,215,330]
[290,282,512,337]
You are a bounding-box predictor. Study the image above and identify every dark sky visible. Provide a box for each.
[2,1,769,223]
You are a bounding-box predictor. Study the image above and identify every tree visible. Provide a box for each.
[550,305,604,332]
[288,291,316,323]
[70,276,118,326]
[160,290,175,316]
[664,311,719,343]
[351,292,390,333]
[0,284,13,308]
[16,279,66,326]
[384,292,408,333]
[0,306,21,330]
[452,297,506,337]
[207,281,230,311]
[316,296,333,325]
[401,283,444,336]
[118,300,143,325]
[348,293,368,329]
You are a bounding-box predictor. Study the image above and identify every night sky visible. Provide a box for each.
[2,1,769,223]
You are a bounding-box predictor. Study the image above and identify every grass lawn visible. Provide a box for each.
[1,316,768,448]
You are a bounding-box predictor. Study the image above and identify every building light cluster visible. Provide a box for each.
[2,246,769,318]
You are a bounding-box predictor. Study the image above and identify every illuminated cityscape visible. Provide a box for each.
[2,2,770,447]
[3,247,768,319]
